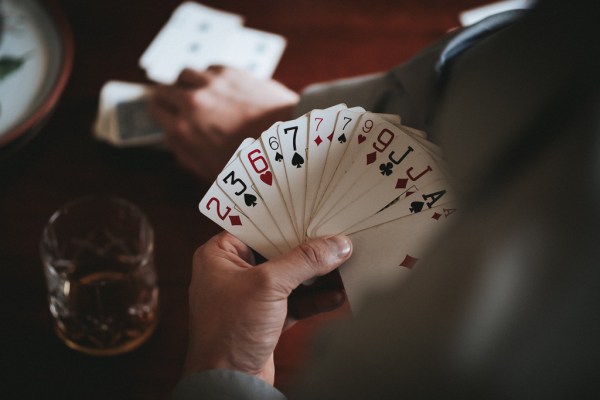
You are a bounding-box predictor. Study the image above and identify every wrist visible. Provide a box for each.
[183,348,276,385]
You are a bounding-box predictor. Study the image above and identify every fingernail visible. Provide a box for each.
[328,236,352,258]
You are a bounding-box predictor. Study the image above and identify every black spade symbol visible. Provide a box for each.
[275,152,283,162]
[409,201,424,213]
[244,193,257,207]
[338,134,347,143]
[291,152,304,168]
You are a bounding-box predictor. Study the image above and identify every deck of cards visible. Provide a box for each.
[94,2,286,147]
[93,81,162,147]
[199,105,458,311]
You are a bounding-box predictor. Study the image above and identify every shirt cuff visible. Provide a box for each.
[171,369,287,400]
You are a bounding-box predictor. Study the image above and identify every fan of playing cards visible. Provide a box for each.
[199,105,458,310]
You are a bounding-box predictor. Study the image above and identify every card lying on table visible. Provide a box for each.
[198,105,458,311]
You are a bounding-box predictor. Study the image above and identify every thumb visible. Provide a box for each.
[260,236,352,295]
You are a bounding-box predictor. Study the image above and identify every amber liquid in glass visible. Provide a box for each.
[48,259,158,356]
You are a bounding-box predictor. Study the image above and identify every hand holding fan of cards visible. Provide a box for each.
[199,105,458,310]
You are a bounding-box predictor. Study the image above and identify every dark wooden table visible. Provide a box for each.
[0,0,487,397]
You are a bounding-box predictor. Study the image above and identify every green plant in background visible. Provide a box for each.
[0,55,24,80]
[0,0,27,82]
[0,0,29,120]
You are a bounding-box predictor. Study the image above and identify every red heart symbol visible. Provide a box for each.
[358,134,366,144]
[260,171,273,186]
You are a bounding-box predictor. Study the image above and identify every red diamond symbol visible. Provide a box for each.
[395,178,408,189]
[327,133,334,141]
[229,215,242,226]
[399,254,419,269]
[405,185,417,196]
[432,212,441,220]
[366,152,377,165]
[314,135,323,146]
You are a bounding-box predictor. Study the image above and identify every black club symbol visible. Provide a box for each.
[379,162,393,176]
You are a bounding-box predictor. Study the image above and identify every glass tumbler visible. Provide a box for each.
[40,196,158,356]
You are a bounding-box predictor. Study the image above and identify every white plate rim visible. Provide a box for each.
[0,0,74,149]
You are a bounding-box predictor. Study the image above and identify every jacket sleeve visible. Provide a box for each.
[294,10,523,136]
[292,28,454,130]
[171,369,287,400]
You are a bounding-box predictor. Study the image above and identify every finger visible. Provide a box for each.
[212,231,257,266]
[147,101,202,163]
[194,232,256,272]
[206,64,248,79]
[147,95,178,129]
[147,101,194,145]
[206,64,226,74]
[149,89,209,145]
[152,85,193,113]
[177,68,211,88]
[258,236,352,296]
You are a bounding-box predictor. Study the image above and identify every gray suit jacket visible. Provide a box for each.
[173,1,600,398]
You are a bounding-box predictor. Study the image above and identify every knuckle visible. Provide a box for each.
[191,233,229,274]
[173,119,188,133]
[193,233,223,261]
[211,232,232,250]
[190,91,214,112]
[182,92,200,110]
[192,243,209,265]
[191,248,207,280]
[297,242,327,268]
[166,120,189,140]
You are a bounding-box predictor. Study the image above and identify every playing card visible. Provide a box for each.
[115,99,162,140]
[199,182,281,259]
[141,2,244,84]
[277,114,309,240]
[140,2,285,84]
[310,107,365,217]
[140,3,243,69]
[239,139,301,247]
[94,81,162,147]
[342,203,458,311]
[304,104,349,225]
[344,178,456,234]
[259,122,300,237]
[210,27,287,80]
[217,154,292,253]
[94,81,124,142]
